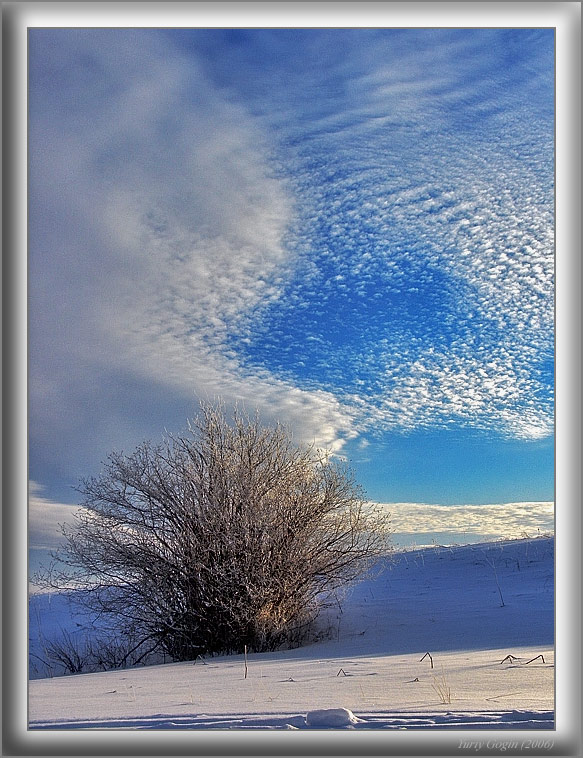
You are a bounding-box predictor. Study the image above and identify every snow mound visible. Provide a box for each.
[305,707,363,728]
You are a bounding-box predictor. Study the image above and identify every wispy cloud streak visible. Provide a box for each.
[29,30,358,480]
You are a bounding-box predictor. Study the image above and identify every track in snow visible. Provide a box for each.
[29,709,554,730]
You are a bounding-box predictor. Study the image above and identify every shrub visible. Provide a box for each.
[44,402,391,661]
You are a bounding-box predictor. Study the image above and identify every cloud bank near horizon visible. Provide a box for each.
[380,500,554,547]
[29,481,553,557]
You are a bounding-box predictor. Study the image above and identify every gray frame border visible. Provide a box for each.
[3,2,581,756]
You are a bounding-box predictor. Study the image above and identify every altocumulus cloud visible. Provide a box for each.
[29,29,554,499]
[220,29,554,442]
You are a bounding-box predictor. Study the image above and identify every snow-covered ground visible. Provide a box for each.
[29,537,554,730]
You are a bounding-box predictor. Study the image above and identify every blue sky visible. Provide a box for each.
[28,28,554,516]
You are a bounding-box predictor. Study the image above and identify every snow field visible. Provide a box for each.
[29,537,554,729]
[29,644,554,729]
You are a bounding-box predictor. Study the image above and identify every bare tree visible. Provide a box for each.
[43,629,90,675]
[43,402,391,661]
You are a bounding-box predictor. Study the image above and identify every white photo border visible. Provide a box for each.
[3,2,581,756]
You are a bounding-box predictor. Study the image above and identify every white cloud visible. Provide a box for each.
[30,475,553,558]
[29,30,357,462]
[28,482,83,551]
[376,501,554,546]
